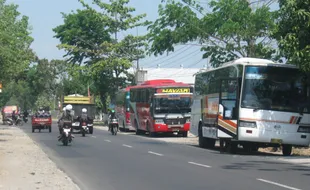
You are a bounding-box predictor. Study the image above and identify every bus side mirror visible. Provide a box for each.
[150,103,153,114]
[223,107,232,119]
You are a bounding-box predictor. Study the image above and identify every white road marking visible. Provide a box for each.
[148,151,163,156]
[122,144,132,148]
[104,139,111,142]
[257,178,302,190]
[188,161,211,168]
[91,136,96,138]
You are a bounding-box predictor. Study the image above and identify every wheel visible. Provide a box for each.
[147,122,155,137]
[149,132,157,137]
[181,131,188,137]
[198,124,215,149]
[32,127,35,133]
[89,127,93,134]
[63,138,68,146]
[82,131,85,137]
[135,120,142,135]
[282,145,292,156]
[114,127,118,135]
[226,140,237,154]
[123,121,126,132]
[49,126,52,133]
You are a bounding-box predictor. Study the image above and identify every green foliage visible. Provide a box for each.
[53,8,112,64]
[148,0,279,67]
[53,0,150,112]
[0,0,35,83]
[35,93,53,110]
[275,0,310,71]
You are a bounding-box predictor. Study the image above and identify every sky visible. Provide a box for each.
[8,0,278,69]
[8,0,207,69]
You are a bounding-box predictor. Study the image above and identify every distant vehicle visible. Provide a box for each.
[62,95,95,134]
[109,118,119,135]
[32,108,52,133]
[190,57,310,156]
[130,79,193,137]
[59,120,73,146]
[115,86,135,132]
[2,105,19,125]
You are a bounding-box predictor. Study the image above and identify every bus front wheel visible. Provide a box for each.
[198,124,215,149]
[282,145,292,156]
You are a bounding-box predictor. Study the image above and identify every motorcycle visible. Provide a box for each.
[22,114,28,123]
[5,115,23,126]
[81,121,89,137]
[58,121,73,146]
[15,115,23,126]
[5,117,13,126]
[109,118,119,135]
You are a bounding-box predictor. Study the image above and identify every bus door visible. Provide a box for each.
[217,78,239,138]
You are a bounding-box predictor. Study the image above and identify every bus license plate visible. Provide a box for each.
[171,127,181,132]
[271,138,282,144]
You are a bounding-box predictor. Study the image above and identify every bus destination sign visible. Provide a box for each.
[157,88,191,93]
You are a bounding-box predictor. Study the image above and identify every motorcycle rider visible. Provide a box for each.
[78,108,91,122]
[108,109,118,131]
[78,108,92,131]
[58,105,74,140]
[23,110,29,122]
[12,110,17,125]
[58,107,66,134]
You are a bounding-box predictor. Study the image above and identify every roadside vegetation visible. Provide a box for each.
[0,0,310,153]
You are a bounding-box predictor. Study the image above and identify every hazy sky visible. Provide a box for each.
[8,0,278,69]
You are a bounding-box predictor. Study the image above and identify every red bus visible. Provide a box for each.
[115,86,135,131]
[129,79,193,137]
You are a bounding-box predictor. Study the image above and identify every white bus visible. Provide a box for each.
[190,58,310,156]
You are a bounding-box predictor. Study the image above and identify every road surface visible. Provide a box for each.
[20,122,310,190]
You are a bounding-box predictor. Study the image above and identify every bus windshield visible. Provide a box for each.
[153,95,191,114]
[241,66,309,113]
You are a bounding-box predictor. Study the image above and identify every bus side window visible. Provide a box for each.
[221,79,239,119]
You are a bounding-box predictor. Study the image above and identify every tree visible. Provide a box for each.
[148,0,279,67]
[275,0,310,71]
[0,0,35,83]
[53,0,150,112]
[53,8,112,64]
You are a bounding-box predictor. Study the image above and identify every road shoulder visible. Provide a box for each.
[0,126,80,190]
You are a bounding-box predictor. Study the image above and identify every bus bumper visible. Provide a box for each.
[153,123,190,133]
[238,128,310,146]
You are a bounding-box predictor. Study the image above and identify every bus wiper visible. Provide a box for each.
[253,108,261,112]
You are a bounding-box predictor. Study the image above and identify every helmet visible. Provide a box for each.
[82,108,87,113]
[66,104,73,111]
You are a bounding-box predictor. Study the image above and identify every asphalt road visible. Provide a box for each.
[20,122,310,190]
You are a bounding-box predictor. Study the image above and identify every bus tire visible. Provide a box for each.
[226,140,237,154]
[147,122,156,137]
[122,121,126,132]
[181,131,188,137]
[135,120,142,135]
[149,132,157,137]
[282,145,292,156]
[198,124,215,148]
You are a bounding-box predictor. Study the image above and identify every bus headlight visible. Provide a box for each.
[297,126,310,133]
[239,121,257,128]
[155,119,164,124]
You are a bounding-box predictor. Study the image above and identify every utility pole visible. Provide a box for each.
[136,26,139,70]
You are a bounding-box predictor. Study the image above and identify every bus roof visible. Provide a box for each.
[129,79,191,89]
[196,57,298,75]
